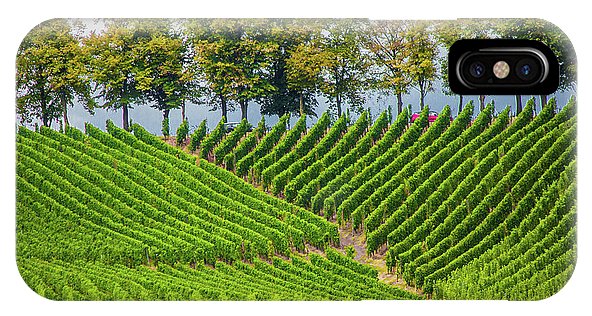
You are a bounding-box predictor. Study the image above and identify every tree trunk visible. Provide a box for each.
[162,108,170,137]
[458,95,463,115]
[181,100,186,122]
[220,95,228,121]
[397,91,403,115]
[62,95,69,127]
[419,85,425,110]
[540,95,548,108]
[122,104,130,131]
[41,104,51,127]
[516,95,523,114]
[40,88,51,127]
[420,94,425,110]
[479,95,486,111]
[336,95,342,117]
[299,92,304,116]
[42,114,51,128]
[240,100,248,120]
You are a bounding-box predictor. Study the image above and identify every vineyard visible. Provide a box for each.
[16,97,576,300]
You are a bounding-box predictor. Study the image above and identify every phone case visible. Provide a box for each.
[15,18,577,300]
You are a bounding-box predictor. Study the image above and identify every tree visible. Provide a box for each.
[286,41,327,117]
[405,22,438,110]
[134,20,199,130]
[317,20,370,117]
[257,19,318,118]
[16,19,95,128]
[363,20,411,115]
[234,36,277,120]
[84,20,146,130]
[188,19,276,120]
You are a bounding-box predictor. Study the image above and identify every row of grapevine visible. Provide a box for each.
[271,113,349,195]
[326,107,430,220]
[353,105,469,234]
[224,118,266,171]
[418,105,573,256]
[252,115,307,182]
[419,128,576,292]
[310,108,409,214]
[188,119,207,152]
[336,106,453,226]
[17,254,419,300]
[57,126,281,258]
[18,133,225,264]
[126,122,339,247]
[19,121,401,300]
[432,172,576,299]
[284,112,370,203]
[213,118,251,164]
[199,117,226,158]
[400,103,575,289]
[260,112,330,190]
[297,111,389,211]
[18,122,341,268]
[363,104,497,253]
[16,180,147,266]
[113,123,307,251]
[422,140,575,292]
[236,114,290,177]
[381,105,512,253]
[386,100,540,266]
[17,153,203,266]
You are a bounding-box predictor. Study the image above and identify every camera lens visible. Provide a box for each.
[469,62,485,78]
[515,58,540,81]
[520,64,532,77]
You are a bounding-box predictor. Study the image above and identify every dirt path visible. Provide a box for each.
[337,222,424,297]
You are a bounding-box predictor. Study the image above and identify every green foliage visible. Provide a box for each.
[257,20,319,117]
[493,19,576,92]
[311,107,409,214]
[253,115,307,181]
[287,111,370,205]
[16,19,95,128]
[272,113,348,196]
[213,119,251,164]
[134,20,199,118]
[14,18,578,301]
[345,246,356,259]
[187,19,278,119]
[317,20,371,116]
[161,117,170,137]
[261,112,330,190]
[225,117,267,171]
[200,117,226,159]
[176,120,190,146]
[405,22,438,109]
[302,111,389,213]
[83,20,152,130]
[189,120,207,152]
[236,114,290,177]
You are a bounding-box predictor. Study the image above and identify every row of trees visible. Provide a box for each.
[16,18,575,130]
